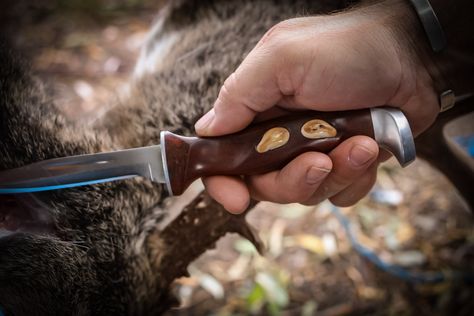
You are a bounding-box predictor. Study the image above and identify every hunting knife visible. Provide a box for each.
[0,107,415,196]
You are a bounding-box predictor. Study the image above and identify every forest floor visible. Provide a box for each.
[2,1,473,315]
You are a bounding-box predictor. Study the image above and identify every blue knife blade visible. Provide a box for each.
[0,145,166,194]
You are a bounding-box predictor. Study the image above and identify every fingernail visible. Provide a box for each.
[306,166,330,185]
[349,145,376,167]
[195,110,215,133]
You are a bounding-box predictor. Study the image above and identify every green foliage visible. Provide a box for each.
[242,270,290,315]
[246,283,265,314]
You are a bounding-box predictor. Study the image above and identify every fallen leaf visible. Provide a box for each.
[255,272,289,307]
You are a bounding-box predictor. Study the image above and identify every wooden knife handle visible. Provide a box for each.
[162,109,374,195]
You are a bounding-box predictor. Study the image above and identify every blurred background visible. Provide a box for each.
[1,0,473,315]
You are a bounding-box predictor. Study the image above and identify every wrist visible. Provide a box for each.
[359,0,446,110]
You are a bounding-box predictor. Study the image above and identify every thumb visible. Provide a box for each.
[195,45,285,136]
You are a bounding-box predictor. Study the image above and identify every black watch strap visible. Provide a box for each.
[409,0,456,111]
[408,0,447,52]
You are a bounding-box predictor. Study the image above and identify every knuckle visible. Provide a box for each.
[327,174,350,193]
[329,171,378,207]
[217,72,261,112]
[216,73,238,105]
[278,187,313,204]
[262,20,292,41]
[272,19,295,33]
[221,73,237,97]
[330,196,358,208]
[302,193,325,206]
[259,19,296,50]
[302,199,319,207]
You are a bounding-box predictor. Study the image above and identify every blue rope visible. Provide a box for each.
[330,205,474,284]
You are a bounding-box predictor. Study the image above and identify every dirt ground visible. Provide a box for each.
[2,1,473,315]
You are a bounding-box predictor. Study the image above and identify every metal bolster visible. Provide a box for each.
[160,131,174,196]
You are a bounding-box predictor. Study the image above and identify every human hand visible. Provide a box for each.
[195,0,439,213]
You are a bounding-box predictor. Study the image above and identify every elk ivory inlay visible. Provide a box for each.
[256,127,290,153]
[301,119,337,139]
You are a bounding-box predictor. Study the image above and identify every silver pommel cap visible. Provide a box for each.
[370,107,416,167]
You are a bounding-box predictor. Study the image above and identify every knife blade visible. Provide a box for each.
[0,145,164,194]
[0,107,415,196]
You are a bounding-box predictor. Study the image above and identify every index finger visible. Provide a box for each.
[195,46,283,136]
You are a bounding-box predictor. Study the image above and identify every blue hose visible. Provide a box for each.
[454,135,474,157]
[330,205,474,284]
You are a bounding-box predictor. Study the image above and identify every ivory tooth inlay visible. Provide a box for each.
[256,127,290,153]
[301,119,337,139]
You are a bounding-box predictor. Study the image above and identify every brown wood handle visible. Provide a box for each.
[162,109,374,195]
